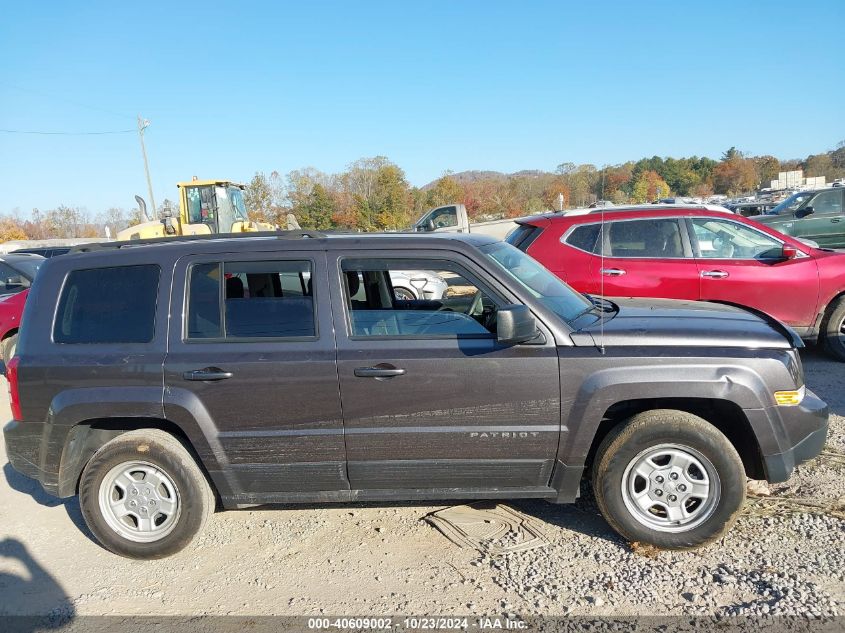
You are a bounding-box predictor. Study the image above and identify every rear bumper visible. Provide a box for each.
[760,388,829,483]
[3,420,60,496]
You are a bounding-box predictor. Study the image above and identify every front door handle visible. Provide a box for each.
[600,268,626,276]
[701,270,729,279]
[183,367,234,381]
[832,218,841,223]
[354,365,406,379]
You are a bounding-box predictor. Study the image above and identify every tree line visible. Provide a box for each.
[2,142,843,241]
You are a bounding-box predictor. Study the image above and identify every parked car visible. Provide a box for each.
[3,232,826,558]
[726,201,777,217]
[388,270,449,301]
[507,206,845,361]
[754,187,845,248]
[11,246,72,258]
[0,253,45,360]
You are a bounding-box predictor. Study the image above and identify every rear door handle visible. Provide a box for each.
[354,366,406,379]
[183,368,234,381]
[600,268,626,276]
[701,270,729,279]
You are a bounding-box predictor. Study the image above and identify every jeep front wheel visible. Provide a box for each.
[79,429,214,559]
[592,409,746,550]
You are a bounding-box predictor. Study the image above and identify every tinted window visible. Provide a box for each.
[692,218,783,259]
[564,224,601,253]
[342,259,495,338]
[506,224,543,251]
[608,219,684,257]
[54,265,160,344]
[187,260,315,339]
[0,263,28,295]
[810,190,843,214]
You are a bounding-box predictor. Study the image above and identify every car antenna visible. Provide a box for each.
[599,204,606,355]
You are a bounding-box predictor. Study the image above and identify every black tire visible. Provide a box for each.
[1,332,17,362]
[393,286,416,301]
[592,409,746,550]
[79,429,214,559]
[822,297,845,362]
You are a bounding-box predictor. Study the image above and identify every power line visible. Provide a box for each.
[0,128,134,135]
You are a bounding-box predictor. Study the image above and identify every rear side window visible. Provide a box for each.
[187,260,315,340]
[54,265,160,344]
[608,219,684,258]
[563,224,601,253]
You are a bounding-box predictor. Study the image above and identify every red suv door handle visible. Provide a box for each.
[701,270,729,279]
[600,268,626,276]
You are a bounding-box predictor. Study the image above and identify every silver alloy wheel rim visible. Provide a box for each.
[394,287,416,301]
[98,461,181,543]
[620,443,720,533]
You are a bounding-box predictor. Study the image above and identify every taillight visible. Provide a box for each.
[6,356,22,421]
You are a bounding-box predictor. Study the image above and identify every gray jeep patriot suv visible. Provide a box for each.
[3,231,829,559]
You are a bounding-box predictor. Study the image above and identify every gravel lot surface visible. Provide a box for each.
[1,349,843,621]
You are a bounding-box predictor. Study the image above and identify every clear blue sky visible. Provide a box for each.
[1,0,843,215]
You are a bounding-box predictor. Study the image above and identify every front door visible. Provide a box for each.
[791,189,845,248]
[163,251,348,503]
[330,250,561,494]
[586,217,700,300]
[688,217,821,329]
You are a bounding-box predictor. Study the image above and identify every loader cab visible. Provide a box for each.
[179,180,250,234]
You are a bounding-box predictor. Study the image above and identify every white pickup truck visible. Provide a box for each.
[411,204,520,240]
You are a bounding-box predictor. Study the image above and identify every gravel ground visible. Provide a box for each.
[1,349,843,621]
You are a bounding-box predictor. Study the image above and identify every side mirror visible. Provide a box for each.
[795,206,814,218]
[497,305,538,345]
[781,245,799,259]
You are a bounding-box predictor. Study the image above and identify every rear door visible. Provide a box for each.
[586,217,700,300]
[163,250,348,502]
[688,217,820,329]
[329,249,561,494]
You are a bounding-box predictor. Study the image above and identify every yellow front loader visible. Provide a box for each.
[117,179,275,240]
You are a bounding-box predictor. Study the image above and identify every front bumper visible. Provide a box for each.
[760,388,829,483]
[3,420,60,496]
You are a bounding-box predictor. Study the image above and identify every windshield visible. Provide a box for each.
[768,192,812,215]
[215,186,249,233]
[9,258,43,281]
[481,242,592,323]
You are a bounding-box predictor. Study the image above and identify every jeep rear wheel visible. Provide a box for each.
[79,429,214,559]
[592,409,746,550]
[822,297,845,362]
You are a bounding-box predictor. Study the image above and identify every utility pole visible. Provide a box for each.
[137,115,156,220]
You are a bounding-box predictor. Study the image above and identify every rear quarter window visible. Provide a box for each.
[54,265,160,344]
[563,224,601,253]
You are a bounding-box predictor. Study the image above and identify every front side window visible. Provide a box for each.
[607,219,684,258]
[341,258,495,338]
[691,218,783,259]
[810,190,843,214]
[54,265,160,344]
[187,260,315,339]
[418,206,458,231]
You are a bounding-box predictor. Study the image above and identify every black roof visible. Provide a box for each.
[68,230,500,257]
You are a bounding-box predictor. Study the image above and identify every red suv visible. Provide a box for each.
[508,206,845,361]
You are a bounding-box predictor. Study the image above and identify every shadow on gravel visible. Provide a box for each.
[2,462,97,546]
[241,493,626,549]
[800,347,845,417]
[0,538,75,630]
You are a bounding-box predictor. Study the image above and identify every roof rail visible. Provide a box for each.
[69,230,329,253]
